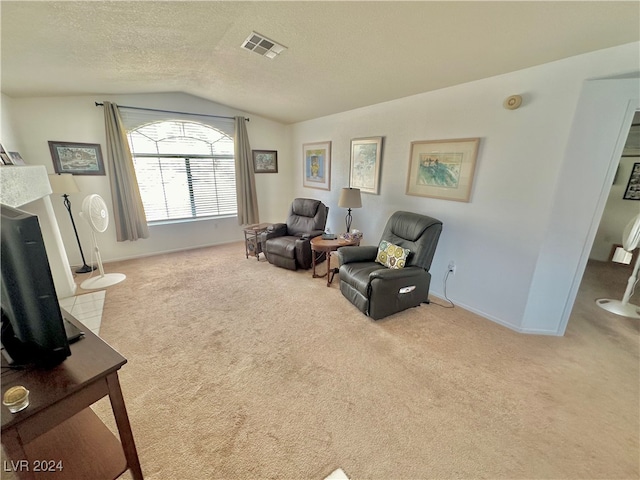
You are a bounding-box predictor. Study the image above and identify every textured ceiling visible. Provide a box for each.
[1,1,639,124]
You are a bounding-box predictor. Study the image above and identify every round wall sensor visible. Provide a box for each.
[503,95,523,110]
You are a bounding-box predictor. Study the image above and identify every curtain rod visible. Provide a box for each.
[94,102,249,122]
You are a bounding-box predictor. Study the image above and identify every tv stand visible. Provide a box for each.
[1,312,143,479]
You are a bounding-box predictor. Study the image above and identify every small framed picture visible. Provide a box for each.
[48,141,105,175]
[8,152,26,165]
[252,150,278,173]
[303,141,331,190]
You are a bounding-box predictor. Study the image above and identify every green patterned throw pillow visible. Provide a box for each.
[375,240,411,269]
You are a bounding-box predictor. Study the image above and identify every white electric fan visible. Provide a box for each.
[79,194,126,290]
[596,212,640,318]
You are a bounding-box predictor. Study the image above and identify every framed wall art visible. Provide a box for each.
[0,142,11,165]
[252,150,278,173]
[303,141,331,190]
[48,141,105,175]
[623,162,640,200]
[8,152,26,165]
[350,136,383,194]
[406,137,480,202]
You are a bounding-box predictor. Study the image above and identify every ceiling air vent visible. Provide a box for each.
[241,32,287,59]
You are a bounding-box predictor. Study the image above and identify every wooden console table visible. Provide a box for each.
[1,312,143,480]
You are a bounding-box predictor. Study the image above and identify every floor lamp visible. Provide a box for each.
[338,187,362,233]
[48,174,96,274]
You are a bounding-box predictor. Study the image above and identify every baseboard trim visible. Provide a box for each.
[428,293,562,336]
[71,239,243,267]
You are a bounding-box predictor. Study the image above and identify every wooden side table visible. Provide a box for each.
[310,236,361,287]
[243,223,272,261]
[1,311,143,480]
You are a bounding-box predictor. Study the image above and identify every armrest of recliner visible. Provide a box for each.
[370,265,426,281]
[367,266,431,320]
[261,223,288,242]
[297,229,324,240]
[337,245,378,265]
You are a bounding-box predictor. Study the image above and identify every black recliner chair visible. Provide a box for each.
[261,198,329,271]
[337,211,442,320]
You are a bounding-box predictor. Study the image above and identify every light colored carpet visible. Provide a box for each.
[86,242,639,479]
[5,242,637,479]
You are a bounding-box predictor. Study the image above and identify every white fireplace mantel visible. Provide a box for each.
[0,165,76,298]
[0,165,52,207]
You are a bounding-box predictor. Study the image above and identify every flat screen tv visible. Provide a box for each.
[1,205,71,367]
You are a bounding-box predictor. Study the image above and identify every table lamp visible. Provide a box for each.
[48,174,96,274]
[338,187,362,233]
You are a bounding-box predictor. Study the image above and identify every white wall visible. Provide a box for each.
[290,42,640,334]
[1,94,20,150]
[4,43,639,335]
[6,92,293,266]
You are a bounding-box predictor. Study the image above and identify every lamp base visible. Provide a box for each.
[345,209,352,233]
[595,298,640,319]
[75,264,97,274]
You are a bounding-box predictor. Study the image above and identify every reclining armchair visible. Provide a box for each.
[337,211,442,320]
[261,198,329,271]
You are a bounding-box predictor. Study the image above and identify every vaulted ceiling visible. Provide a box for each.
[1,1,639,124]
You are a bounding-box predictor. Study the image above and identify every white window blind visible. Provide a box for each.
[124,114,237,223]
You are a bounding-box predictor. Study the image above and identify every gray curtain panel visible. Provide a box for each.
[234,116,260,225]
[103,101,150,241]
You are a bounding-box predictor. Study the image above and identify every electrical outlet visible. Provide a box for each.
[448,261,456,275]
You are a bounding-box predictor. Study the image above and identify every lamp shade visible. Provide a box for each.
[48,173,79,194]
[338,188,362,208]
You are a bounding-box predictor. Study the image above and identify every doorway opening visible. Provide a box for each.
[568,112,640,333]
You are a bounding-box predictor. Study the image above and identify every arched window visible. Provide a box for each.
[127,120,236,223]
